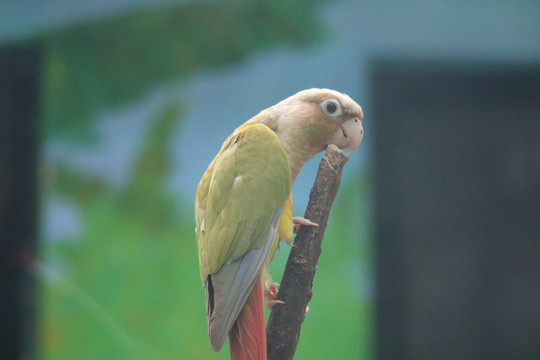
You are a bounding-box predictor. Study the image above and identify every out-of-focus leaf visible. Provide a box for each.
[41,1,325,141]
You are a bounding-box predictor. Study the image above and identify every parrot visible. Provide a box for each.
[195,88,363,360]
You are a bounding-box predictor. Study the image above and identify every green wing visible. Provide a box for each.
[195,122,291,279]
[195,123,291,350]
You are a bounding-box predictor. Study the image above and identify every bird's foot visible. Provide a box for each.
[264,282,284,309]
[264,282,310,312]
[292,217,319,233]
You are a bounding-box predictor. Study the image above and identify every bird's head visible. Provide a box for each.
[267,88,363,150]
[297,88,364,154]
[247,88,364,179]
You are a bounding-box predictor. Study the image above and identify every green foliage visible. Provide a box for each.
[39,102,213,359]
[41,1,324,141]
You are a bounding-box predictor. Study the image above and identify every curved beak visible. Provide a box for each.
[326,117,364,153]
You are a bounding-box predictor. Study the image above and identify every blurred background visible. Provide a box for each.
[1,0,539,359]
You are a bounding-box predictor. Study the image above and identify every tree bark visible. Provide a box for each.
[266,144,349,360]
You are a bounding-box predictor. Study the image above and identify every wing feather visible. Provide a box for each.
[196,123,291,278]
[206,210,281,350]
[195,123,291,350]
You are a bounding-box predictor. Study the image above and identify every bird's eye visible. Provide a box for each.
[321,99,342,117]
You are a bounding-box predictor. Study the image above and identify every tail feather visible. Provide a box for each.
[229,276,266,360]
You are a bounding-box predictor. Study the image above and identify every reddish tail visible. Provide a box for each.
[229,276,266,360]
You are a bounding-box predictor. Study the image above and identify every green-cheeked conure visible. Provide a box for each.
[195,88,364,359]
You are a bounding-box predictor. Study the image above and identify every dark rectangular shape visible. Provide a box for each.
[373,59,540,360]
[0,45,41,360]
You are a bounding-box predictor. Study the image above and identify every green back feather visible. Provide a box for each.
[195,123,291,280]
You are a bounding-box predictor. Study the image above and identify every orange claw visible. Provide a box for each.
[265,282,284,309]
[264,282,311,313]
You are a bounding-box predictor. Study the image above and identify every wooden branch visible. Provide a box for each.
[266,144,349,360]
